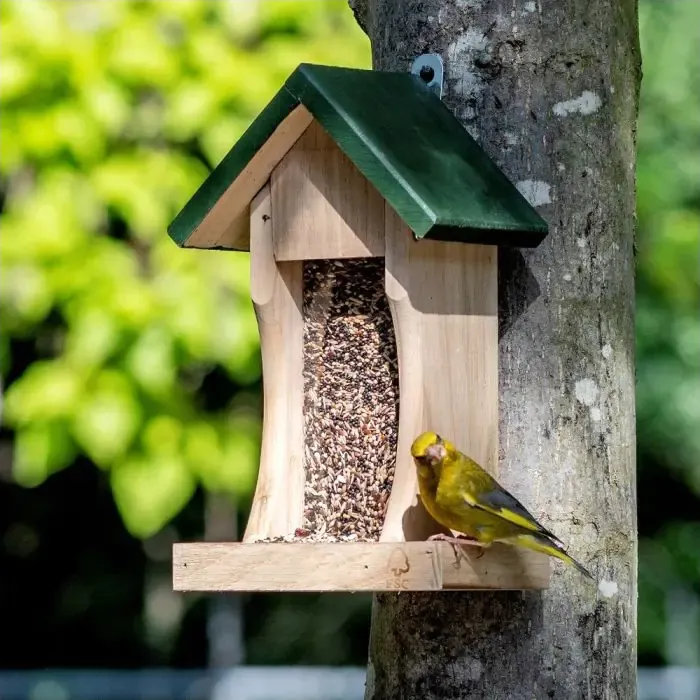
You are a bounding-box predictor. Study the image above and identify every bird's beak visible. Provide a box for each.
[425,443,447,462]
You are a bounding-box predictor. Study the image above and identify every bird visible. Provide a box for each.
[411,431,593,579]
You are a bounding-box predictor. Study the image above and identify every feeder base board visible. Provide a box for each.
[173,541,550,592]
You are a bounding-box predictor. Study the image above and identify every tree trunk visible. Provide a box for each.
[353,1,641,698]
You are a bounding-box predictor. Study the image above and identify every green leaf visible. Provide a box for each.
[13,421,76,487]
[4,360,82,425]
[142,414,184,455]
[184,411,260,498]
[0,264,53,329]
[220,413,261,497]
[0,56,34,101]
[71,370,141,466]
[111,453,195,538]
[125,327,176,398]
[183,421,224,492]
[64,307,120,370]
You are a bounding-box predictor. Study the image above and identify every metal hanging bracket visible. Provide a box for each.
[410,53,444,99]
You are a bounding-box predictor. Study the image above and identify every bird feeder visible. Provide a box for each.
[169,63,551,592]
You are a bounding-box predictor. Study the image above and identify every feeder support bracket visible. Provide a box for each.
[410,53,444,99]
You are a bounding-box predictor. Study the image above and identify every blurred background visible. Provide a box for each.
[0,1,698,699]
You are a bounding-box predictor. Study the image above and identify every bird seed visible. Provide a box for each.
[301,258,399,541]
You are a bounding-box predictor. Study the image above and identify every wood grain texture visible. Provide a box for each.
[363,1,639,698]
[381,204,498,543]
[173,542,549,592]
[271,120,385,260]
[244,185,304,541]
[184,105,313,250]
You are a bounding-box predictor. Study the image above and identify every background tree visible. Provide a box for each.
[350,1,641,697]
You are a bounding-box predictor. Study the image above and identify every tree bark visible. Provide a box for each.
[356,1,640,698]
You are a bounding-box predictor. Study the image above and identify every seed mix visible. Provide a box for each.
[301,258,399,541]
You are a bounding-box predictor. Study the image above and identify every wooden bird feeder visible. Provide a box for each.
[168,63,551,592]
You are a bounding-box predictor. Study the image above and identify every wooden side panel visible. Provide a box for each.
[271,121,385,260]
[381,204,499,542]
[185,105,314,250]
[244,185,305,541]
[173,542,549,592]
[381,232,429,542]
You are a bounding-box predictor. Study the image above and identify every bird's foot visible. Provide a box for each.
[427,533,487,546]
[427,533,487,567]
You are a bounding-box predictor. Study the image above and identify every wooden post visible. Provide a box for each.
[355,0,640,697]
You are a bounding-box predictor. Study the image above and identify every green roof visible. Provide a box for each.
[168,63,548,249]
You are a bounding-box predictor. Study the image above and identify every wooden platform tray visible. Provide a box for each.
[173,541,550,592]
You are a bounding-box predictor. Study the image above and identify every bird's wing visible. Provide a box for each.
[459,459,562,544]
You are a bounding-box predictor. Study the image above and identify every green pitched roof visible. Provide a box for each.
[168,63,548,249]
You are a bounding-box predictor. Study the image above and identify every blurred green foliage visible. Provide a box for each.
[0,0,369,538]
[636,1,700,493]
[0,0,698,668]
[636,1,700,664]
[637,0,700,664]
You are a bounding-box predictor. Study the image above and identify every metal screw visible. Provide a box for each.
[419,65,435,83]
[410,53,444,99]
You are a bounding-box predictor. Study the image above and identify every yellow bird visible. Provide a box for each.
[411,431,593,578]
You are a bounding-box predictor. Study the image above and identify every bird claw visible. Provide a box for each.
[427,533,486,546]
[427,533,487,567]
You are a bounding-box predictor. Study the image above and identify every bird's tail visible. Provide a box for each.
[508,532,593,580]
